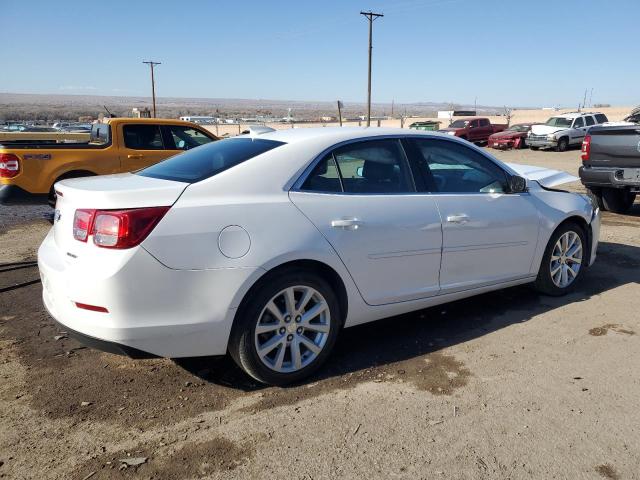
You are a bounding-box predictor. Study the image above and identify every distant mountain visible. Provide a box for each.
[0,92,515,122]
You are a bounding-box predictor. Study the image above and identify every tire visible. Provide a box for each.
[534,222,587,296]
[229,268,341,386]
[602,188,636,214]
[48,171,95,207]
[586,188,605,211]
[555,137,569,152]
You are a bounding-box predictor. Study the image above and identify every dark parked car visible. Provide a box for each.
[439,118,508,144]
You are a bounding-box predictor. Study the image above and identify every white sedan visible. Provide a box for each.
[38,127,600,385]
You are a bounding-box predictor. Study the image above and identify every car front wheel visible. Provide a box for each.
[229,269,341,385]
[534,222,586,296]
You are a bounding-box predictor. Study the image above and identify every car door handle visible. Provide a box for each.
[331,218,363,230]
[446,214,470,224]
[127,154,143,159]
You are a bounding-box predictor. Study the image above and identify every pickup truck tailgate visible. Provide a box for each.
[589,126,640,167]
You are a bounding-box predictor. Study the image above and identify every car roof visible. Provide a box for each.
[104,117,201,126]
[551,112,602,119]
[244,126,448,144]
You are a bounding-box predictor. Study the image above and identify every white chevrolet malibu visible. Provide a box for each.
[38,127,600,385]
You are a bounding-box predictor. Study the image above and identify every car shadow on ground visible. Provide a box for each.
[177,240,640,391]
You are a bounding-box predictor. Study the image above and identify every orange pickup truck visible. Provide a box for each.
[0,118,218,205]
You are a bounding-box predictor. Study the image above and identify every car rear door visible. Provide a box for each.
[407,137,539,293]
[119,123,172,171]
[289,138,443,306]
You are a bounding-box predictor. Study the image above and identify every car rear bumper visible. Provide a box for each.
[0,184,48,205]
[579,166,640,189]
[37,229,261,358]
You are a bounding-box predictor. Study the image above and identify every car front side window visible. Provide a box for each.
[410,139,509,194]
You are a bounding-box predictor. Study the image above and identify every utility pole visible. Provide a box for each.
[360,11,383,127]
[143,60,161,118]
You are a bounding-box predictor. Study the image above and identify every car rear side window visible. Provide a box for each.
[300,154,342,192]
[301,139,415,194]
[137,138,285,183]
[123,125,164,150]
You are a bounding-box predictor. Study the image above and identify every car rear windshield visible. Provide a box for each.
[137,138,285,183]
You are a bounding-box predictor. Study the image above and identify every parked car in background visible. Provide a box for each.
[579,123,639,213]
[439,118,508,144]
[488,123,537,150]
[0,118,218,206]
[38,127,600,385]
[527,112,608,152]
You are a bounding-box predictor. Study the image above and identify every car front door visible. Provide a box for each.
[119,123,170,171]
[408,138,539,293]
[467,120,480,141]
[289,138,443,306]
[570,117,587,145]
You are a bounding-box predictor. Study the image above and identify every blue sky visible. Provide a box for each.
[1,0,638,107]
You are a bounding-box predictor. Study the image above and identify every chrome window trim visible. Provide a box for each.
[290,134,518,195]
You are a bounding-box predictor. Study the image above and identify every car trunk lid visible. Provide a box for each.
[52,173,187,254]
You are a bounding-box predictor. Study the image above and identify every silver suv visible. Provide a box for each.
[528,112,609,152]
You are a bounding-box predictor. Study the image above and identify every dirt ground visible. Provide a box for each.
[1,147,639,480]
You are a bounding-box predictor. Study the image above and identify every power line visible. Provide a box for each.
[360,11,383,127]
[142,60,161,118]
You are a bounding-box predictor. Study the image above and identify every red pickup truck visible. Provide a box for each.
[438,117,508,144]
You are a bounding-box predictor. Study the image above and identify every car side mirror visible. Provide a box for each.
[509,175,527,193]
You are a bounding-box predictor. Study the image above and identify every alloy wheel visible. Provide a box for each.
[550,231,583,288]
[254,285,331,373]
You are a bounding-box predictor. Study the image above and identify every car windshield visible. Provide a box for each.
[449,120,469,128]
[545,117,572,128]
[507,125,529,132]
[137,138,285,183]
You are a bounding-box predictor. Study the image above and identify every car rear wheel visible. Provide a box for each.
[555,137,569,152]
[534,222,586,296]
[602,188,636,214]
[229,269,341,385]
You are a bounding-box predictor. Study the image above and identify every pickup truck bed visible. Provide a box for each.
[0,118,217,206]
[579,124,640,213]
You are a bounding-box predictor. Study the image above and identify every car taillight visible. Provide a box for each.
[0,153,20,178]
[73,209,96,242]
[581,134,591,162]
[85,206,169,249]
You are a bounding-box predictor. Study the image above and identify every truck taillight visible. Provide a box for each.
[581,134,591,162]
[73,207,169,249]
[0,153,20,178]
